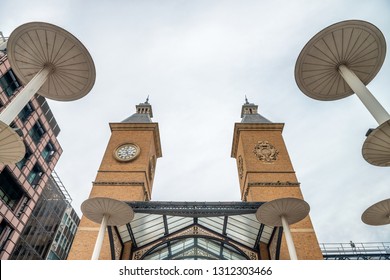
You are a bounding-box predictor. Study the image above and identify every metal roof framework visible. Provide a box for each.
[116,201,278,260]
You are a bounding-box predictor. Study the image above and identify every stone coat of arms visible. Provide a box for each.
[253,141,279,163]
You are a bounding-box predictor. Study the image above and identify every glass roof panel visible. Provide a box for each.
[199,239,220,256]
[135,226,165,246]
[260,225,274,243]
[131,213,161,229]
[226,214,260,247]
[197,217,224,234]
[166,216,193,234]
[170,238,194,256]
[117,224,130,242]
[229,214,260,234]
[145,244,169,260]
[131,214,165,246]
[222,248,247,260]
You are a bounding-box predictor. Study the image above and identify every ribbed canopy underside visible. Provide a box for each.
[81,197,134,226]
[295,20,386,101]
[362,120,390,166]
[362,198,390,226]
[256,197,310,227]
[7,22,96,101]
[0,121,25,164]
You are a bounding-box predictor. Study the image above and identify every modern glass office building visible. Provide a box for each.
[0,38,79,260]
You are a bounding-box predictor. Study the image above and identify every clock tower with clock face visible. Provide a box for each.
[68,100,162,260]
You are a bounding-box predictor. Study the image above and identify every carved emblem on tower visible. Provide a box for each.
[253,141,279,163]
[238,155,244,179]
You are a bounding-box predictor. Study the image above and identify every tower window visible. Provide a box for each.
[0,70,21,97]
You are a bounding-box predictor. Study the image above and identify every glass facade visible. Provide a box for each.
[10,177,68,260]
[47,207,79,260]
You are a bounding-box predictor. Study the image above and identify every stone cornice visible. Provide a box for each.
[248,181,300,187]
[93,181,145,186]
[242,181,300,201]
[92,181,150,201]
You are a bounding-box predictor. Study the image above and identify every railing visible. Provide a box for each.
[320,242,390,260]
[51,170,72,203]
[0,32,7,52]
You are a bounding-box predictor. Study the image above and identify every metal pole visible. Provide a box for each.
[338,65,390,125]
[281,215,298,260]
[91,214,108,260]
[0,66,52,125]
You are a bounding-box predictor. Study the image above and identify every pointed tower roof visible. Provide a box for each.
[122,97,153,123]
[240,97,271,123]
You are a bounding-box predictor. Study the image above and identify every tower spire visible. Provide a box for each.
[122,98,154,123]
[240,98,271,123]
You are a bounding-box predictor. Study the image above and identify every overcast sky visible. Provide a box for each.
[2,0,390,244]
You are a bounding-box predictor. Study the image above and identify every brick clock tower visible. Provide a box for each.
[68,98,322,260]
[68,100,162,260]
[231,99,323,260]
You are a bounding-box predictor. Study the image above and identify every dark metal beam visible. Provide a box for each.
[126,223,137,248]
[107,226,116,260]
[162,215,169,235]
[254,223,264,250]
[222,216,228,236]
[126,201,263,217]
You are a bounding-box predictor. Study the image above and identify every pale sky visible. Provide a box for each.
[2,0,390,244]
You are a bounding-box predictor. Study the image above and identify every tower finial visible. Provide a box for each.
[245,95,249,104]
[145,95,149,104]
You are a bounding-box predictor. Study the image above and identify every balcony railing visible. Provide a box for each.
[320,242,390,260]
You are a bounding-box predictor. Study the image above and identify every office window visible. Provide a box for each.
[27,164,43,187]
[41,142,55,162]
[0,169,25,210]
[29,121,45,144]
[18,102,34,122]
[0,70,20,96]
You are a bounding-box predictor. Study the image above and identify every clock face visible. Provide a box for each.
[114,144,140,162]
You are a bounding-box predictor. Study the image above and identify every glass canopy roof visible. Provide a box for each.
[116,201,277,260]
